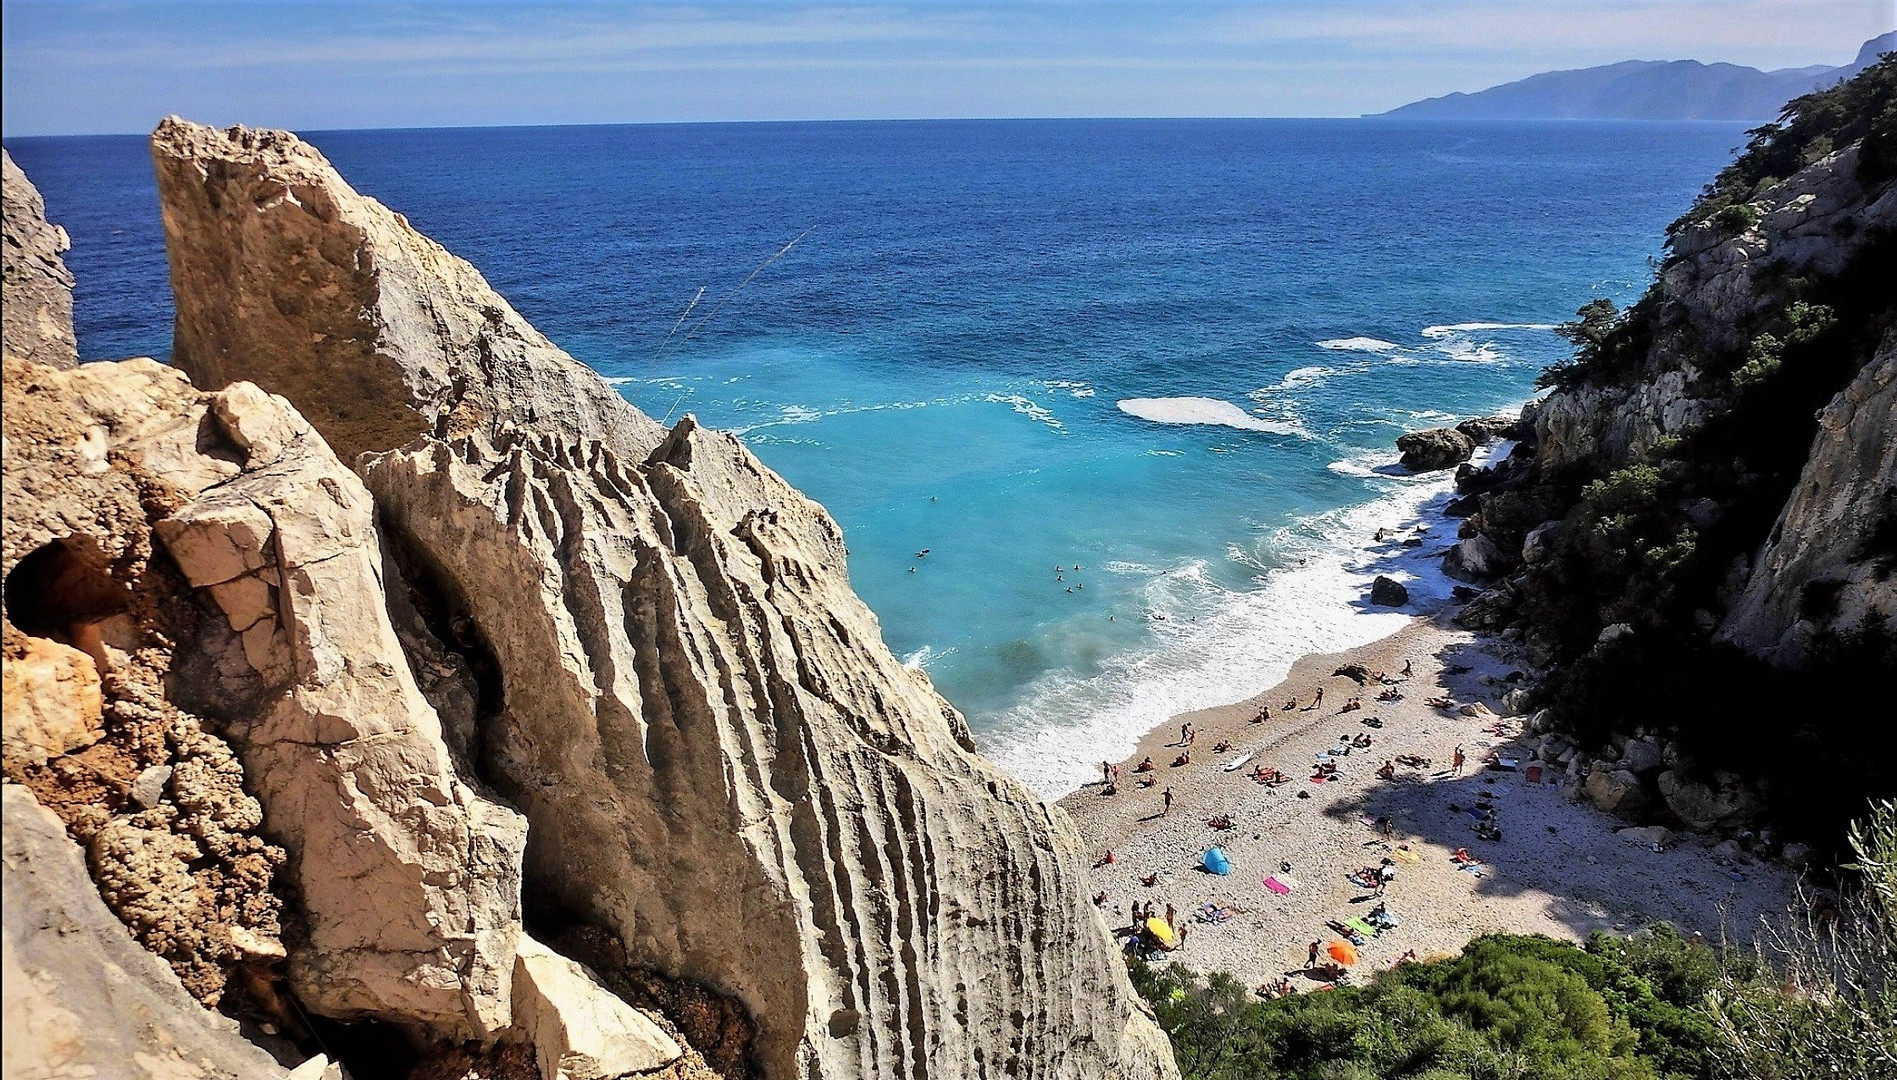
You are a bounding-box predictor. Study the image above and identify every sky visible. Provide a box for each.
[3,1,1893,135]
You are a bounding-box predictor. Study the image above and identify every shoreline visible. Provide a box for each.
[1057,611,1799,990]
[988,436,1524,799]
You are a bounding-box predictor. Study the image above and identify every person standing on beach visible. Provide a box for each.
[1162,787,1174,815]
[1180,722,1191,745]
[1307,941,1321,968]
[1453,744,1466,775]
[1312,687,1324,708]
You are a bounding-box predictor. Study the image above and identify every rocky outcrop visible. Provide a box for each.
[2,150,78,369]
[1396,427,1474,471]
[154,118,1176,1080]
[1536,144,1897,476]
[365,421,1175,1079]
[150,118,665,467]
[1584,768,1649,817]
[152,379,529,1038]
[2,783,293,1079]
[2,357,287,1005]
[1718,334,1897,662]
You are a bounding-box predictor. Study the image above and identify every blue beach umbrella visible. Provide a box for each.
[1202,847,1232,875]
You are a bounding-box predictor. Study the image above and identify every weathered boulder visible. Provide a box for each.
[1585,768,1649,817]
[2,784,294,1078]
[1396,427,1475,471]
[1657,769,1765,832]
[1521,520,1565,566]
[150,118,666,467]
[1,151,78,369]
[1620,738,1665,777]
[512,936,682,1080]
[1444,492,1482,518]
[154,381,528,1038]
[1718,334,1897,664]
[0,634,104,766]
[1369,576,1409,606]
[1444,534,1513,582]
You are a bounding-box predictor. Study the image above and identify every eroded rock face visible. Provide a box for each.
[1536,145,1897,476]
[1,150,78,369]
[150,118,664,467]
[2,783,292,1079]
[156,116,1177,1080]
[1718,334,1897,663]
[364,422,1176,1080]
[512,936,683,1080]
[1,357,285,1004]
[153,379,529,1038]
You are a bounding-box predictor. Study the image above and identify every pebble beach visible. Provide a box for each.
[1059,616,1801,991]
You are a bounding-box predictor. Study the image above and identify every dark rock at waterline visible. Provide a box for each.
[1451,585,1481,602]
[1444,492,1482,518]
[1335,663,1373,684]
[1396,428,1476,471]
[1369,576,1410,607]
[1455,416,1517,444]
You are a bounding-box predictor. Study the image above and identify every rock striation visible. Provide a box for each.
[151,119,1177,1079]
[2,149,79,369]
[150,378,530,1038]
[150,118,665,467]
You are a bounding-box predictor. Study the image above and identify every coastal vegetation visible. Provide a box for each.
[1471,55,1897,845]
[1135,802,1897,1080]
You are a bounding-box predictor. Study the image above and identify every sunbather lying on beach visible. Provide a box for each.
[1171,752,1191,767]
[1253,766,1291,786]
[1206,813,1235,830]
[1134,756,1155,772]
[1426,696,1455,709]
[1378,688,1402,701]
[1395,754,1430,767]
[1350,732,1373,748]
[1339,698,1362,713]
[1377,760,1397,780]
[1213,739,1233,753]
[1140,872,1159,887]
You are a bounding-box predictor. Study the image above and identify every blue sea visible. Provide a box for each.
[8,119,1744,794]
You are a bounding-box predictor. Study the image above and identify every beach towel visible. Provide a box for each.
[1392,848,1420,863]
[1458,862,1487,878]
[1345,917,1379,939]
[1222,753,1254,772]
[1264,875,1294,895]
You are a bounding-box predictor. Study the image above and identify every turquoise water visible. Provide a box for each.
[8,119,1744,793]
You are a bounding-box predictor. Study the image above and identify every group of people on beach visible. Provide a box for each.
[1084,652,1522,998]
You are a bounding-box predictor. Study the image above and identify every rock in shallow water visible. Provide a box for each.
[1369,576,1409,606]
[1396,427,1475,471]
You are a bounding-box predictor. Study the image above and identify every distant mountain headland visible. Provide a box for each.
[1377,30,1894,121]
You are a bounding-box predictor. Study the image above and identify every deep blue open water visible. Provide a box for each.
[7,119,1743,793]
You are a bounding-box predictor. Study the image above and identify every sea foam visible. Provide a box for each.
[1117,396,1302,435]
[1420,322,1558,338]
[984,440,1513,798]
[1315,337,1401,353]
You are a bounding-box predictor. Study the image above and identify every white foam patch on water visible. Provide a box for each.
[1420,322,1558,338]
[601,376,637,385]
[1045,379,1097,398]
[988,393,1066,431]
[1118,397,1303,435]
[1315,337,1401,353]
[1259,366,1340,393]
[903,644,955,671]
[983,441,1513,798]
